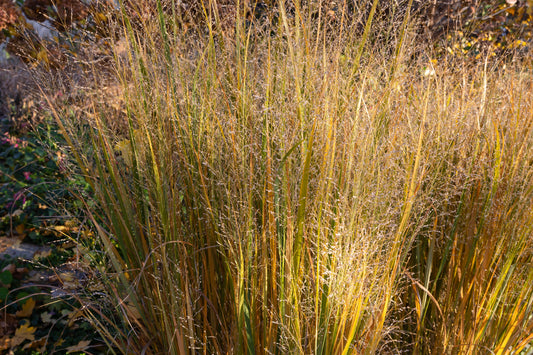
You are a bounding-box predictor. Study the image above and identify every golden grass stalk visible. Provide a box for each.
[38,1,533,353]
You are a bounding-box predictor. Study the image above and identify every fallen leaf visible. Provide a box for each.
[66,339,91,353]
[41,312,54,324]
[68,309,83,319]
[0,270,12,286]
[67,309,84,326]
[59,272,75,282]
[1,264,15,273]
[0,336,11,351]
[22,336,46,351]
[59,272,80,289]
[33,249,52,260]
[16,298,35,318]
[15,224,25,235]
[10,210,23,218]
[35,48,49,64]
[10,322,35,347]
[13,267,29,280]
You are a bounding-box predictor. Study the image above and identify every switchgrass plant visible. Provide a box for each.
[398,60,533,354]
[40,0,533,353]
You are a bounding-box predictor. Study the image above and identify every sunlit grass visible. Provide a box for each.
[40,1,533,353]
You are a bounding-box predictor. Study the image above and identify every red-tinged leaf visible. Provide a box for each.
[0,336,12,351]
[22,336,46,351]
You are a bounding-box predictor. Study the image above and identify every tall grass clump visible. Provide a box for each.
[40,0,533,353]
[397,60,533,354]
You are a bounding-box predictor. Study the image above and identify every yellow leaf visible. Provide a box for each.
[16,298,35,318]
[0,336,12,351]
[95,12,107,23]
[11,322,36,347]
[59,272,75,283]
[53,225,69,233]
[67,309,84,326]
[36,48,49,64]
[22,336,46,351]
[81,230,94,238]
[15,224,25,235]
[66,339,91,353]
[64,219,78,228]
[59,272,80,289]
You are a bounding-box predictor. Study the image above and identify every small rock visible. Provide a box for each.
[2,242,51,260]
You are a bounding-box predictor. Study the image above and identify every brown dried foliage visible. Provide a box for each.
[0,0,19,29]
[22,0,89,28]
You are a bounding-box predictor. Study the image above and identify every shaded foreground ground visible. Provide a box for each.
[0,64,104,353]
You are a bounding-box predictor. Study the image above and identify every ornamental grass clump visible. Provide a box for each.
[396,62,533,354]
[39,0,533,353]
